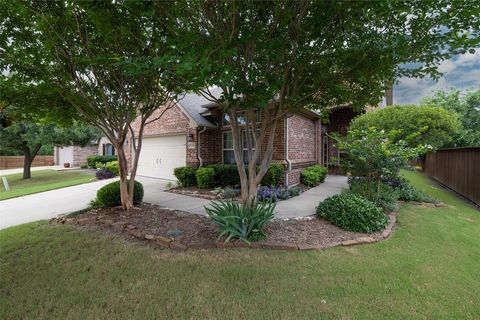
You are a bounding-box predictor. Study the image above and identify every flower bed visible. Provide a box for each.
[51,203,397,251]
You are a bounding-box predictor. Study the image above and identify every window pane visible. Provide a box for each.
[223,131,233,149]
[224,150,236,164]
[222,113,230,125]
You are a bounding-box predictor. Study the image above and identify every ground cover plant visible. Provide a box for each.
[0,169,95,200]
[1,171,478,319]
[316,192,388,233]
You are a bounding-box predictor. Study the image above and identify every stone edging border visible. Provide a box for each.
[51,210,398,252]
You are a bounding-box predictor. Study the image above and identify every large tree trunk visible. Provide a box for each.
[22,144,41,180]
[116,144,134,210]
[22,151,33,180]
[230,107,280,206]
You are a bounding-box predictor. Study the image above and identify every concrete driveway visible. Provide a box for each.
[0,175,347,230]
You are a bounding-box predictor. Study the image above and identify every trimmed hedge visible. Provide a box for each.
[95,180,144,208]
[173,166,197,187]
[316,192,388,233]
[261,163,284,186]
[301,165,327,187]
[87,155,117,168]
[196,167,215,189]
[105,161,119,176]
[208,164,240,187]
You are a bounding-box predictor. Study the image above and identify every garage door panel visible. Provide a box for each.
[136,135,186,180]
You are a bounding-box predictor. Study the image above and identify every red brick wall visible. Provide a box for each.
[286,113,321,185]
[324,107,359,166]
[73,145,98,167]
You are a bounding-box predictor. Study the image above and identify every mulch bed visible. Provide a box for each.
[51,203,397,251]
[167,184,311,201]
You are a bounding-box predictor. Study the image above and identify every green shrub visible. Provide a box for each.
[316,192,388,233]
[80,164,88,169]
[261,163,284,186]
[196,167,215,189]
[206,201,275,242]
[105,161,119,176]
[381,176,437,203]
[300,165,327,187]
[87,155,117,168]
[173,166,197,187]
[208,164,240,187]
[349,178,399,212]
[95,180,144,208]
[95,161,105,170]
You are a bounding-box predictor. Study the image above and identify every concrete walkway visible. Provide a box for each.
[0,175,348,230]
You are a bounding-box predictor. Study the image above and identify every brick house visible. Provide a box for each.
[54,137,115,168]
[54,144,98,167]
[125,89,328,186]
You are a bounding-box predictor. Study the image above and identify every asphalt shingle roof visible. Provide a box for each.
[175,88,222,128]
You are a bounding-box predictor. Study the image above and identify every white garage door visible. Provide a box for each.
[136,135,186,180]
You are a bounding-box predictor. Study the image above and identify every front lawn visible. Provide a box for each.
[0,171,479,319]
[0,169,96,200]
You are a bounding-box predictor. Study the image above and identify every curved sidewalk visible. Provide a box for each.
[0,175,348,230]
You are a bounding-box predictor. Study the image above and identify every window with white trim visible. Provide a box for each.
[222,129,260,164]
[223,131,235,164]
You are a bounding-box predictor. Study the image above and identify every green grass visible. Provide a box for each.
[0,171,479,319]
[0,169,96,200]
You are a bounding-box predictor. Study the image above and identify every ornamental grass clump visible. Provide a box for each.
[205,201,275,243]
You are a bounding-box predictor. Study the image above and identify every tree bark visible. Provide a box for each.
[22,151,33,179]
[22,144,42,180]
[116,144,134,210]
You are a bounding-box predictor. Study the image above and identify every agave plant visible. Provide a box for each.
[205,200,276,243]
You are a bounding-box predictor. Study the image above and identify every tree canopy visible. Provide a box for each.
[422,89,480,147]
[349,105,460,152]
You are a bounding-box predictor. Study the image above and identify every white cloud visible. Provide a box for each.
[394,49,480,105]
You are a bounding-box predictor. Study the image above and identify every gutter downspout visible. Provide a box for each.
[197,126,207,167]
[284,117,291,186]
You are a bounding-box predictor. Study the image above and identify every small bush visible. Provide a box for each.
[261,164,285,186]
[316,192,388,233]
[208,164,240,187]
[349,178,399,212]
[382,176,436,203]
[80,164,88,169]
[87,155,117,168]
[95,180,144,208]
[206,201,275,242]
[300,165,327,187]
[173,166,197,187]
[222,188,240,199]
[105,161,119,176]
[196,167,215,189]
[95,168,115,180]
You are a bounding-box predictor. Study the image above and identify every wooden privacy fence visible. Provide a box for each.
[0,156,54,170]
[424,147,480,206]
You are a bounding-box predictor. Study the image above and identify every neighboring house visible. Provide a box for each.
[54,144,98,167]
[125,89,324,186]
[97,137,116,156]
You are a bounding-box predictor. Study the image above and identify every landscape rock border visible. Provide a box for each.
[51,210,398,252]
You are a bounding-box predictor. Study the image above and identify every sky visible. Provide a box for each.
[393,48,480,105]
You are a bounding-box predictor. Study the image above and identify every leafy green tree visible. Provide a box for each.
[350,105,461,152]
[1,1,185,209]
[336,127,427,200]
[173,0,479,204]
[422,89,480,147]
[0,104,100,179]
